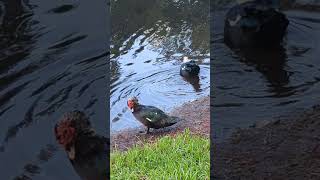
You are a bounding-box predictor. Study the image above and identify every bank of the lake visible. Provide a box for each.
[213,105,320,179]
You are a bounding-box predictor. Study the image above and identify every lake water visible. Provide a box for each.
[0,0,108,179]
[110,0,210,133]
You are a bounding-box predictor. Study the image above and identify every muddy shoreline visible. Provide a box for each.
[213,105,320,179]
[111,96,210,151]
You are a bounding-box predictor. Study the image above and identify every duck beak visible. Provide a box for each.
[68,146,76,160]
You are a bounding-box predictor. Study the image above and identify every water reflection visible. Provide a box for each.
[234,47,290,95]
[110,0,210,132]
[182,75,201,92]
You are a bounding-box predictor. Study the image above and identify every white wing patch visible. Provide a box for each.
[146,117,152,122]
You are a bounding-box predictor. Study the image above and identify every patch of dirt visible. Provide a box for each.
[213,105,320,179]
[111,96,210,151]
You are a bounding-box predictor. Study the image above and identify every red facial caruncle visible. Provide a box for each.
[54,120,76,149]
[127,97,138,112]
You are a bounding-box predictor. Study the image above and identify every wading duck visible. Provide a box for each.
[180,56,200,77]
[224,0,289,48]
[54,111,108,180]
[127,97,181,133]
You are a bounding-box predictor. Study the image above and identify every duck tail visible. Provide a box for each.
[168,116,183,124]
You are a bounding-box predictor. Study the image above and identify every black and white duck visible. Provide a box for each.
[127,97,181,134]
[180,56,200,77]
[224,0,289,48]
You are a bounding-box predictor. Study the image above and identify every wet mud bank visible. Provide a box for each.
[111,96,210,151]
[213,105,320,179]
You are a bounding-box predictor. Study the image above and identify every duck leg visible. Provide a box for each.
[139,127,150,134]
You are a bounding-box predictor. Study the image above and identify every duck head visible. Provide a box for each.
[183,56,190,63]
[127,97,139,112]
[183,56,197,64]
[54,111,92,160]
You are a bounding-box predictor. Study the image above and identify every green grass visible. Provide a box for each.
[111,129,210,180]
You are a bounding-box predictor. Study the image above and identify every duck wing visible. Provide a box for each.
[139,105,169,123]
[139,105,180,128]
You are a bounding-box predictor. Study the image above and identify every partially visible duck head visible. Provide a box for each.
[183,56,190,63]
[183,56,197,64]
[54,111,92,160]
[127,97,139,112]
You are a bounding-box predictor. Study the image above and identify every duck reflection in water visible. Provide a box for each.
[235,46,290,95]
[182,75,201,92]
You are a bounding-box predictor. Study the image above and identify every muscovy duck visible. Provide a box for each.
[54,111,109,180]
[127,97,181,133]
[180,56,200,77]
[224,0,289,48]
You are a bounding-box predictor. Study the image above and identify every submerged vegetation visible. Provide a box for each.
[111,129,210,179]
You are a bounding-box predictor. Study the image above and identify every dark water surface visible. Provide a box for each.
[0,0,108,179]
[110,0,210,132]
[212,4,320,141]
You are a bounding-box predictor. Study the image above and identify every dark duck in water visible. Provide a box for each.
[224,0,289,48]
[127,97,181,134]
[54,111,109,180]
[180,56,200,77]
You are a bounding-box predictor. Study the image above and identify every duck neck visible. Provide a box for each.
[71,129,106,161]
[133,104,142,113]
